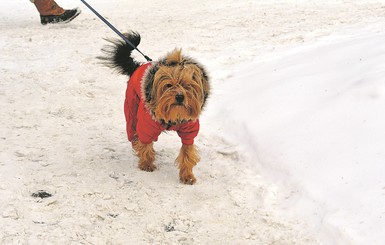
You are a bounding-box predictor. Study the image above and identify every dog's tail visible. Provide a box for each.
[98,31,143,77]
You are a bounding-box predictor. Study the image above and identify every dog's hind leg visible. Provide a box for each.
[176,144,200,184]
[132,140,156,172]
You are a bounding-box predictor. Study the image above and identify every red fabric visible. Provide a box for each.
[124,63,200,145]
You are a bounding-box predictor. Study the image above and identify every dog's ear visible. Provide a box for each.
[185,57,210,108]
[196,64,210,108]
[142,64,159,104]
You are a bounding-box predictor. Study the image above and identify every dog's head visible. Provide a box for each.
[142,49,210,125]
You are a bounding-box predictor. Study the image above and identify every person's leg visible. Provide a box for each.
[30,0,81,25]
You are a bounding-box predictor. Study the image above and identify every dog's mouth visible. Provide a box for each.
[159,118,192,129]
[154,98,200,126]
[171,102,185,107]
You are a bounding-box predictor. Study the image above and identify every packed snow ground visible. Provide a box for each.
[1,0,385,244]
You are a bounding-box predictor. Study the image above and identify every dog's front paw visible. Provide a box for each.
[138,162,157,172]
[180,173,196,185]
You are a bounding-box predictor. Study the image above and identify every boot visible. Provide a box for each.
[31,0,81,25]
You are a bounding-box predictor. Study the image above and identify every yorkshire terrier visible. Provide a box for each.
[100,32,210,184]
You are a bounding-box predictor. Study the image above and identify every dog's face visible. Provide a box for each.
[143,49,210,125]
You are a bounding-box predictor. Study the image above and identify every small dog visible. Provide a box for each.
[100,32,210,184]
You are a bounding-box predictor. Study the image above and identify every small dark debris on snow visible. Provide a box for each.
[164,223,175,232]
[33,221,45,225]
[31,190,52,199]
[108,213,119,218]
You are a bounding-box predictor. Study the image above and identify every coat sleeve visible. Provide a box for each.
[124,79,139,142]
[124,63,152,142]
[136,102,162,144]
[177,120,200,145]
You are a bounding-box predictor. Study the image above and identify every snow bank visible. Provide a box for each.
[207,29,385,244]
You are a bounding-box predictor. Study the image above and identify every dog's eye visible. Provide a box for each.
[166,84,173,88]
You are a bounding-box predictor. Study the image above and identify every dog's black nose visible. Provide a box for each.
[175,94,184,104]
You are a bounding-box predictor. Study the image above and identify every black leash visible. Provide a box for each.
[80,0,152,62]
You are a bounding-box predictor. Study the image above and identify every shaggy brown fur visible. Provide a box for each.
[176,144,200,184]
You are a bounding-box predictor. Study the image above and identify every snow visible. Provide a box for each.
[206,29,385,244]
[1,0,385,244]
